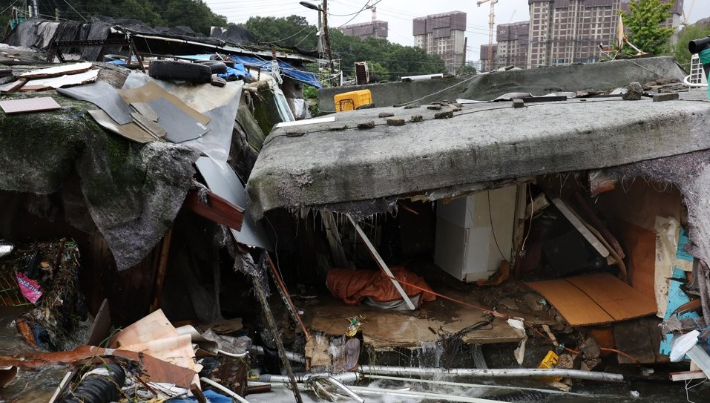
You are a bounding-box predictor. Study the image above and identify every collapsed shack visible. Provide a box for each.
[0,16,323,400]
[1,17,710,400]
[244,84,710,396]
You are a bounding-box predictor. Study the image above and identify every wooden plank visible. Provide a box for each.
[566,273,656,322]
[183,189,244,231]
[20,69,98,91]
[150,227,173,312]
[613,317,668,364]
[87,298,111,347]
[617,220,656,298]
[527,278,613,326]
[552,198,609,258]
[303,295,524,349]
[346,213,415,310]
[575,192,625,258]
[19,62,92,79]
[670,370,707,381]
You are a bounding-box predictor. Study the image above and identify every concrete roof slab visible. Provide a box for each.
[247,94,710,218]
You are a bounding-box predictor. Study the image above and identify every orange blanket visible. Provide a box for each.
[327,266,436,307]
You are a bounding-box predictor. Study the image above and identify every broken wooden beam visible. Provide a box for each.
[670,370,707,381]
[346,214,416,310]
[183,188,245,231]
[251,266,303,403]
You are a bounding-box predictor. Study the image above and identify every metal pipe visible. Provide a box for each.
[258,372,360,384]
[364,374,591,396]
[358,365,625,383]
[250,345,306,364]
[348,385,506,403]
[201,377,251,403]
[325,376,364,403]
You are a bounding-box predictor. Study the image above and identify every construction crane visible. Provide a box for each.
[682,0,696,26]
[477,0,498,72]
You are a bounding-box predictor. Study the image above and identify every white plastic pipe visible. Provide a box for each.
[348,385,506,403]
[258,372,360,383]
[364,374,589,396]
[201,377,251,403]
[359,365,625,382]
[326,376,364,403]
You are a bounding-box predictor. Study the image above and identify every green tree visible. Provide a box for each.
[620,0,676,55]
[368,62,390,82]
[242,16,317,49]
[673,23,710,72]
[242,16,446,81]
[459,63,477,76]
[22,0,226,35]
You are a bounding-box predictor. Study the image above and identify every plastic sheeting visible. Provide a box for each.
[229,55,321,88]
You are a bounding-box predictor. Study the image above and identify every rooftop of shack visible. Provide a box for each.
[246,90,710,219]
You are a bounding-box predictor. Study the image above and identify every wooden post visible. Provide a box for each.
[150,227,172,312]
[346,214,415,310]
[251,269,303,403]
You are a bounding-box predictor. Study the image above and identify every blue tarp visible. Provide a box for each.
[167,389,231,403]
[229,55,322,88]
[222,63,251,80]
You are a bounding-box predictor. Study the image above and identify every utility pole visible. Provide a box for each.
[461,37,467,74]
[321,0,336,85]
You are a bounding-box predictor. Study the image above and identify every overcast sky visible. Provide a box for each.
[204,0,710,61]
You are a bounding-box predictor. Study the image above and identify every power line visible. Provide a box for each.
[338,0,384,28]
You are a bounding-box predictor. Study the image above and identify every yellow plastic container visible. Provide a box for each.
[334,89,373,112]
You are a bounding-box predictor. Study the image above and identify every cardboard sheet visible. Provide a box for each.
[88,109,156,143]
[528,273,656,326]
[109,309,178,348]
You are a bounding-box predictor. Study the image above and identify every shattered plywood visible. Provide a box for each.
[303,295,524,350]
[20,69,99,91]
[528,273,656,326]
[19,62,93,79]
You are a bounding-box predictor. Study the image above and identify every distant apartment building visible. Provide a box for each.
[527,0,682,68]
[413,11,467,75]
[495,21,530,69]
[479,44,497,72]
[339,20,389,40]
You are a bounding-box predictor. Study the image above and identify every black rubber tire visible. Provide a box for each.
[194,60,228,74]
[148,60,212,83]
